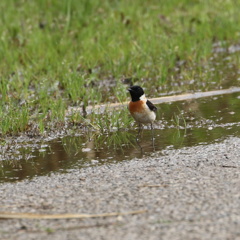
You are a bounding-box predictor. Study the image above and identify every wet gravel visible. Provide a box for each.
[1,137,240,240]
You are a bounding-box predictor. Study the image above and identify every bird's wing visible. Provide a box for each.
[146,100,157,112]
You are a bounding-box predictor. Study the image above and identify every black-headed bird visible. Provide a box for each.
[128,85,157,142]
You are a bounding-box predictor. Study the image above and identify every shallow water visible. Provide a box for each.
[1,92,240,183]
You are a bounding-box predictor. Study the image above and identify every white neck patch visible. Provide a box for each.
[140,94,146,100]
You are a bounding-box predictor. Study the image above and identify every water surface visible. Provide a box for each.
[1,92,240,182]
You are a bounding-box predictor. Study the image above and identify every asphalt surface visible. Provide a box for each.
[1,137,240,240]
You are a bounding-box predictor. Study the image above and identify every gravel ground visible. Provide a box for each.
[1,137,240,240]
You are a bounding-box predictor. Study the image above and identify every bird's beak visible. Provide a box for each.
[128,88,132,92]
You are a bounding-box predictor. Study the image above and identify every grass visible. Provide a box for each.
[0,0,240,135]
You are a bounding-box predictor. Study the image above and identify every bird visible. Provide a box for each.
[128,85,157,140]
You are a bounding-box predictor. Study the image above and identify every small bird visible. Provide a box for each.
[128,85,157,137]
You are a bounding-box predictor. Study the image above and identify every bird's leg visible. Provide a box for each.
[136,123,143,153]
[151,123,156,150]
[136,123,142,141]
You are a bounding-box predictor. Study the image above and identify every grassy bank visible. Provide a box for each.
[0,0,240,135]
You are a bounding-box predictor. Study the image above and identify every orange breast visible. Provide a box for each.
[128,101,144,113]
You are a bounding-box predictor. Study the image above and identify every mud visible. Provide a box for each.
[0,136,240,240]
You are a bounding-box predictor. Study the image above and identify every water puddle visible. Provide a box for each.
[1,92,240,183]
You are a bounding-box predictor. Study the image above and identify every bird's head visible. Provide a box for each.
[128,85,145,102]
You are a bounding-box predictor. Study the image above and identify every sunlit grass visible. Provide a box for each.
[0,0,240,136]
[88,108,132,133]
[0,103,29,135]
